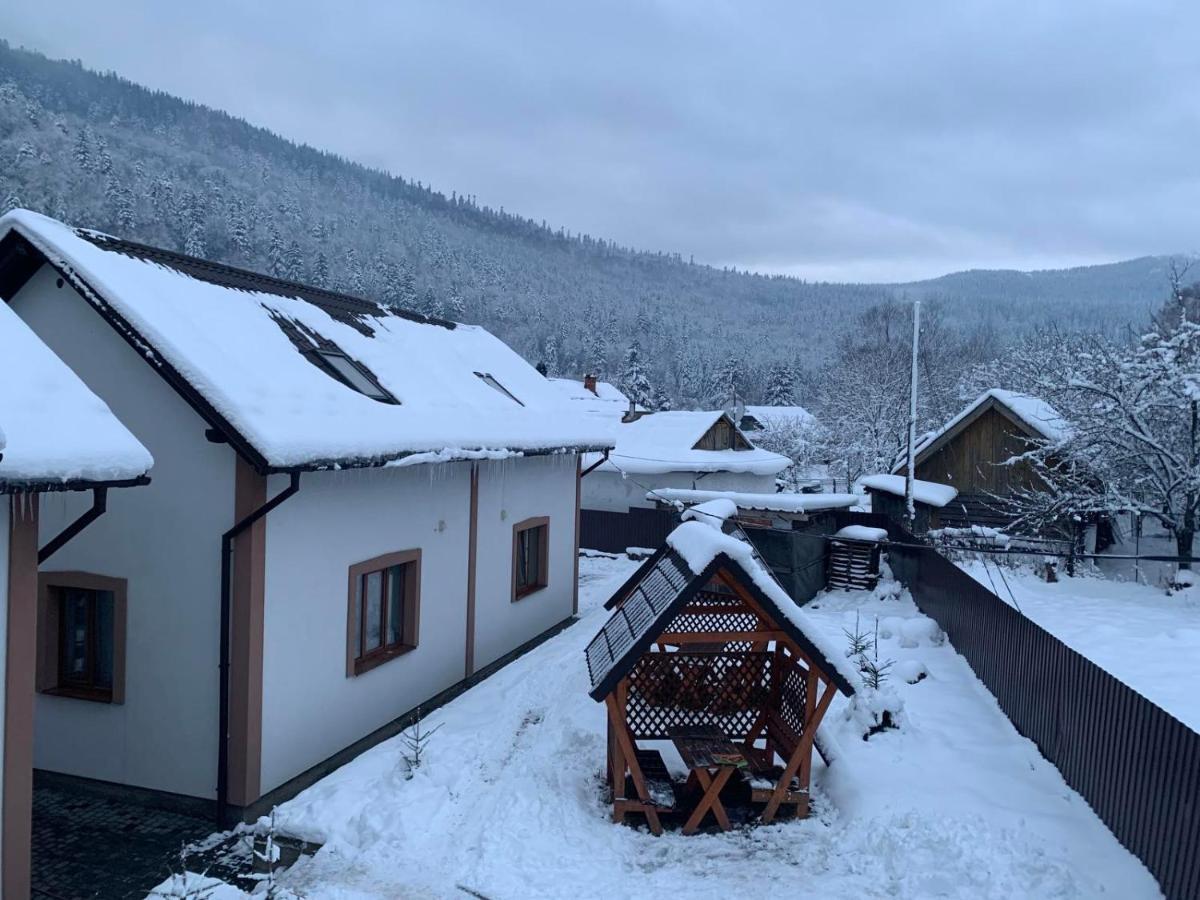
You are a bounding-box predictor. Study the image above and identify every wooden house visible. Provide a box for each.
[894,390,1067,530]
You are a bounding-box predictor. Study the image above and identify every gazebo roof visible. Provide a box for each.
[585,522,858,700]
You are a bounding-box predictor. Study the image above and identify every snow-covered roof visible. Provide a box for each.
[546,377,638,422]
[834,525,889,543]
[0,210,613,472]
[584,510,858,699]
[741,404,815,428]
[589,410,790,476]
[859,473,958,508]
[898,389,1070,474]
[0,297,152,489]
[649,487,859,514]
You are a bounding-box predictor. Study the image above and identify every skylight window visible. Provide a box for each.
[474,372,524,406]
[316,350,396,403]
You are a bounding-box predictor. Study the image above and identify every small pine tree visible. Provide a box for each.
[400,706,443,777]
[72,127,91,171]
[267,225,286,277]
[766,362,797,406]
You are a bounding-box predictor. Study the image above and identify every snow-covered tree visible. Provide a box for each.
[1009,292,1200,565]
[620,340,654,409]
[765,362,797,406]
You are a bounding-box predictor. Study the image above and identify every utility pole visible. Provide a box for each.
[905,300,921,526]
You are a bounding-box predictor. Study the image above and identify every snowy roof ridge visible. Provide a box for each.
[741,404,815,426]
[898,388,1070,473]
[0,209,613,471]
[591,409,791,476]
[0,297,152,488]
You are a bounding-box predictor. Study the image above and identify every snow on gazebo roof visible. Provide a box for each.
[589,409,791,476]
[0,210,613,472]
[858,474,958,508]
[0,297,152,490]
[897,389,1070,474]
[649,487,859,514]
[584,509,858,700]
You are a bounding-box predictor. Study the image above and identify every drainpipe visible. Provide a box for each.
[580,450,610,478]
[216,471,300,827]
[38,487,108,564]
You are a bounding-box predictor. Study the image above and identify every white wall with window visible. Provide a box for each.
[259,463,472,795]
[472,454,578,670]
[14,268,236,799]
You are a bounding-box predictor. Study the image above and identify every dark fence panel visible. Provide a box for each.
[580,507,677,554]
[890,544,1200,900]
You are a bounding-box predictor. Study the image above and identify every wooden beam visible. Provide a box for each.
[762,678,836,823]
[657,630,786,645]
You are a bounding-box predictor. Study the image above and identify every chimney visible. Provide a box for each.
[583,374,598,395]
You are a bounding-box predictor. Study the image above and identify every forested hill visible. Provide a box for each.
[0,41,1176,405]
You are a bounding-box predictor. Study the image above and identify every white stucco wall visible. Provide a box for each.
[259,453,579,794]
[582,468,777,511]
[472,454,578,670]
[13,267,236,799]
[260,463,473,794]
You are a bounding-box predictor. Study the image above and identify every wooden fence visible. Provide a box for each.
[888,544,1200,900]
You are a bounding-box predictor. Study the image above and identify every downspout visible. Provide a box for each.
[38,487,107,564]
[216,470,300,827]
[580,449,610,479]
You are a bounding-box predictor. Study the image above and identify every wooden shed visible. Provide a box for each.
[896,390,1067,529]
[584,515,855,834]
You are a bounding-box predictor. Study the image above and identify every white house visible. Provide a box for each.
[0,209,610,827]
[0,296,152,898]
[581,409,790,513]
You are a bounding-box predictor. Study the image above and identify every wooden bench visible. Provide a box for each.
[745,710,810,820]
[613,748,677,834]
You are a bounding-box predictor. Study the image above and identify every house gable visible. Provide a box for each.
[692,413,753,451]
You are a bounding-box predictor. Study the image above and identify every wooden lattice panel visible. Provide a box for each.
[625,651,772,740]
[776,664,809,742]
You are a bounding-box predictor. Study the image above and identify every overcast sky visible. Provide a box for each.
[4,1,1199,281]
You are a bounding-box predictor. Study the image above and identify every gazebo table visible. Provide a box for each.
[670,726,748,834]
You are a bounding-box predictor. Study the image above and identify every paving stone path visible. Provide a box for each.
[31,784,247,900]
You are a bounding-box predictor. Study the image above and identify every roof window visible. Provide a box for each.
[315,350,397,403]
[475,372,524,406]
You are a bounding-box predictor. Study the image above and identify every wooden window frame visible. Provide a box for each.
[346,549,421,677]
[37,572,127,704]
[512,516,550,602]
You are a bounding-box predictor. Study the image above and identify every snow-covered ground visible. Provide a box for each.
[960,559,1200,733]
[162,555,1161,899]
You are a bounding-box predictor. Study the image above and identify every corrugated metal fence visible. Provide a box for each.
[580,507,677,555]
[888,544,1200,900]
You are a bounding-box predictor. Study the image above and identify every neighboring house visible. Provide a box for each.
[894,389,1068,530]
[0,209,609,827]
[0,297,152,898]
[578,410,790,553]
[582,410,790,514]
[547,375,640,423]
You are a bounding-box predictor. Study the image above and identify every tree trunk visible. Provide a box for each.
[1178,526,1195,570]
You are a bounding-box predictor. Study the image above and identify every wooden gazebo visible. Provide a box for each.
[585,521,855,835]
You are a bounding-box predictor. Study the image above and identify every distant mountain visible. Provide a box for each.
[890,256,1179,333]
[0,41,1177,404]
